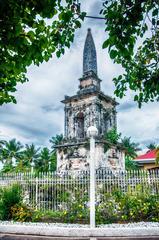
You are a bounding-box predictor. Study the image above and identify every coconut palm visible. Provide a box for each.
[0,140,5,149]
[121,137,140,170]
[49,134,63,151]
[0,140,5,162]
[104,128,121,145]
[50,152,57,172]
[121,137,140,159]
[146,143,157,151]
[1,139,23,172]
[34,147,50,172]
[23,143,40,169]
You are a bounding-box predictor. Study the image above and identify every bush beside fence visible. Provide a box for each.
[0,169,159,224]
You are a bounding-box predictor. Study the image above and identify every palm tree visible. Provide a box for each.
[49,134,63,151]
[0,140,5,162]
[49,134,63,172]
[1,139,23,172]
[0,140,5,149]
[50,152,57,172]
[146,143,157,151]
[104,128,121,152]
[23,143,40,170]
[34,147,50,172]
[121,137,140,170]
[121,137,140,158]
[104,128,121,144]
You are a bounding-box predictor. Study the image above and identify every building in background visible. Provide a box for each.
[56,29,125,171]
[134,149,159,170]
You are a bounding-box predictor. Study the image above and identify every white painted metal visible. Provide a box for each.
[90,136,96,228]
[87,126,98,228]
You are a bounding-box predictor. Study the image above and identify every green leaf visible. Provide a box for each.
[75,20,81,28]
[134,95,138,101]
[152,18,156,25]
[102,39,109,49]
[118,75,122,80]
[109,49,118,59]
[80,12,86,20]
[152,8,158,16]
[27,31,35,40]
[56,51,61,58]
[44,55,50,62]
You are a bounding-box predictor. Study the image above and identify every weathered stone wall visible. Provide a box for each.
[57,142,125,171]
[64,95,116,140]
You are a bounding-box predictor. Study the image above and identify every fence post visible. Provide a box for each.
[35,176,38,210]
[87,126,98,228]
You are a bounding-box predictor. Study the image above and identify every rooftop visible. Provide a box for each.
[135,149,157,161]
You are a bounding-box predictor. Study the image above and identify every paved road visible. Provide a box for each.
[1,235,159,240]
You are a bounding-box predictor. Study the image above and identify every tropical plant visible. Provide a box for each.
[104,128,121,152]
[34,147,50,172]
[0,140,5,149]
[121,137,140,170]
[125,156,139,171]
[1,1,158,106]
[32,210,64,223]
[50,134,63,151]
[23,144,40,169]
[11,203,33,222]
[121,137,140,158]
[147,143,157,151]
[0,140,5,162]
[49,152,57,172]
[104,128,121,145]
[1,139,23,172]
[102,0,159,107]
[96,188,159,224]
[0,184,22,220]
[0,0,85,105]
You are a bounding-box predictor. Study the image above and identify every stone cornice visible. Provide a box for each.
[61,90,118,105]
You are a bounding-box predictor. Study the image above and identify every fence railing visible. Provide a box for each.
[0,169,159,212]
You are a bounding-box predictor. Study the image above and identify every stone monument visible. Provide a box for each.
[56,29,125,171]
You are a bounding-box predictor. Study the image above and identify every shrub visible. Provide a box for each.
[11,203,33,222]
[96,187,159,224]
[63,190,89,223]
[0,184,22,220]
[63,201,89,223]
[32,210,64,223]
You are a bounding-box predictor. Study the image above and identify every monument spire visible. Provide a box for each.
[83,28,97,76]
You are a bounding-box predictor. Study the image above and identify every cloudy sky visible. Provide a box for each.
[0,1,159,150]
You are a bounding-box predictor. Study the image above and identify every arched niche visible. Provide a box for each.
[75,112,85,139]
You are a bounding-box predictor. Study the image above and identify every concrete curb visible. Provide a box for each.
[0,224,159,237]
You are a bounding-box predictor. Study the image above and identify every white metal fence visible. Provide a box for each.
[0,169,159,212]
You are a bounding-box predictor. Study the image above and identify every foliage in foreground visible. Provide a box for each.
[102,0,159,106]
[0,184,22,220]
[1,184,159,224]
[96,188,159,224]
[0,0,85,105]
[0,1,158,106]
[0,184,33,222]
[32,188,159,224]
